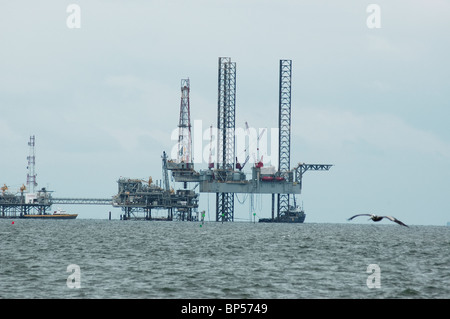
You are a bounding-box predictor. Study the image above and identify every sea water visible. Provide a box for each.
[0,219,448,299]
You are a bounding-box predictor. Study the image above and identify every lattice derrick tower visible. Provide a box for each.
[216,57,236,222]
[177,78,192,164]
[277,60,292,219]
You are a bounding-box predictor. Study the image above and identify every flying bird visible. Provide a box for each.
[348,214,408,227]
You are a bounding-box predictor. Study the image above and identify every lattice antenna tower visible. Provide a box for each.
[26,135,38,193]
[177,79,192,164]
[277,60,292,218]
[216,57,236,222]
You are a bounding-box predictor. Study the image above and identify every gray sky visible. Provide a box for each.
[1,0,449,225]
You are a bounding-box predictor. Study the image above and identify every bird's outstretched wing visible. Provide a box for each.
[383,216,408,227]
[347,214,372,221]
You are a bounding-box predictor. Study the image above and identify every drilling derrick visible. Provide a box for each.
[277,60,293,220]
[177,79,192,165]
[167,78,199,184]
[163,79,200,221]
[216,57,236,222]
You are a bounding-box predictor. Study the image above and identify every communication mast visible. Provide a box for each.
[26,135,37,193]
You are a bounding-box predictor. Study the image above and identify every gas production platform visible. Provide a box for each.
[0,58,332,222]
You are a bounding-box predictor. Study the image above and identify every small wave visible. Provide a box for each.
[399,288,421,297]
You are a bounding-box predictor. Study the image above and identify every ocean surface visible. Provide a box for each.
[0,219,448,299]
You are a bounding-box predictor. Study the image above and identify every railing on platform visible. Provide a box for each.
[51,198,112,205]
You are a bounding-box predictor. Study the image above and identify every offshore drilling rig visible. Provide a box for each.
[167,58,333,223]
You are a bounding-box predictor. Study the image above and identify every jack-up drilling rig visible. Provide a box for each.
[166,58,332,222]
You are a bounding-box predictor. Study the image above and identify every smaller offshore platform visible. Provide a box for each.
[0,136,76,219]
[111,78,201,221]
[0,136,112,219]
[0,136,50,218]
[112,152,199,221]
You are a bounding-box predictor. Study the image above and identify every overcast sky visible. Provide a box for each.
[1,0,449,225]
